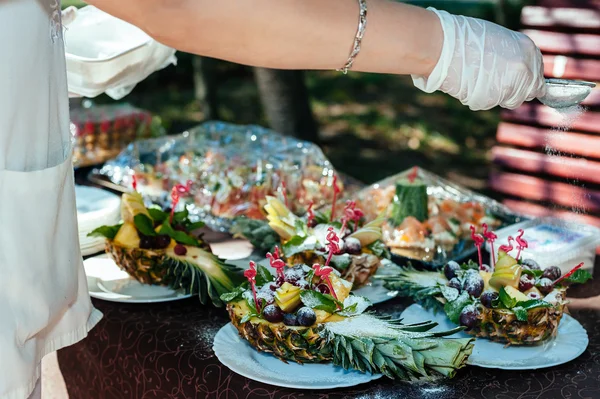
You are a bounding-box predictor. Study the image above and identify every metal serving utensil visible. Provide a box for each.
[538,78,596,109]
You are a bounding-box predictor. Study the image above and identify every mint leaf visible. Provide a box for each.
[329,253,352,270]
[294,219,308,236]
[134,214,157,236]
[282,235,316,257]
[367,240,390,259]
[185,221,206,231]
[461,260,479,271]
[337,296,371,317]
[256,265,274,287]
[300,290,338,313]
[558,269,592,286]
[521,269,543,278]
[313,210,330,225]
[173,208,189,223]
[159,221,199,246]
[87,224,122,240]
[444,291,473,325]
[440,285,460,302]
[515,299,552,310]
[220,285,247,303]
[512,306,529,321]
[148,208,168,223]
[498,286,517,309]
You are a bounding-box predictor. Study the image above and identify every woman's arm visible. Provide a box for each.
[83,0,444,77]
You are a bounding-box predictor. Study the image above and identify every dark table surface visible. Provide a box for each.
[57,250,600,399]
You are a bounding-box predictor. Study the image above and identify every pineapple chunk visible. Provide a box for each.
[525,286,542,298]
[113,222,140,248]
[275,283,302,312]
[490,251,522,290]
[314,309,332,324]
[504,286,529,302]
[479,271,495,292]
[121,192,151,223]
[330,274,352,302]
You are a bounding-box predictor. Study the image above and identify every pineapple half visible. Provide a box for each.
[90,191,244,307]
[221,261,474,380]
[235,196,389,288]
[376,252,591,345]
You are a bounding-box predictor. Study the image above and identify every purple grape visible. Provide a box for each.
[444,261,460,280]
[463,271,484,298]
[263,305,284,323]
[459,305,479,330]
[521,259,540,270]
[174,244,187,256]
[139,236,156,249]
[344,237,362,255]
[519,274,535,292]
[296,307,317,327]
[155,234,171,249]
[480,264,492,273]
[283,313,298,326]
[527,291,541,300]
[448,278,462,291]
[542,266,561,281]
[275,276,285,287]
[480,291,498,308]
[537,277,554,295]
[316,284,330,294]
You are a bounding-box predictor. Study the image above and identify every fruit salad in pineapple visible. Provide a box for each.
[89,184,244,307]
[244,192,390,288]
[377,227,592,345]
[221,253,474,380]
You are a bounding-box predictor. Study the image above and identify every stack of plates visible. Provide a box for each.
[76,185,121,256]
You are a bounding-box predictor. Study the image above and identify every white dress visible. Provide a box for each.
[0,1,102,398]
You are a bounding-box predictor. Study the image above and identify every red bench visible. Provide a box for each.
[491,2,600,239]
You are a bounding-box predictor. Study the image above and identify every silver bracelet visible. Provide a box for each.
[337,0,368,74]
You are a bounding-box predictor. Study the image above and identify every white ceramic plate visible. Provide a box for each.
[84,254,192,303]
[228,258,398,305]
[401,303,589,370]
[75,185,121,222]
[213,323,382,389]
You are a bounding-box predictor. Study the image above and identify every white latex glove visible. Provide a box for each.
[412,8,546,111]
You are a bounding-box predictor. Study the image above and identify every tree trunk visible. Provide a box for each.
[193,56,220,120]
[253,68,319,143]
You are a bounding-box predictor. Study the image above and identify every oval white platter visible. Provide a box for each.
[213,323,382,389]
[401,303,589,370]
[84,254,192,303]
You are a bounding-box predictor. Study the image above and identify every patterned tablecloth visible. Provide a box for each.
[57,241,600,399]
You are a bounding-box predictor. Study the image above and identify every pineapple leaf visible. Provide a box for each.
[376,265,445,311]
[230,217,279,254]
[323,314,474,380]
[134,214,157,236]
[87,223,122,240]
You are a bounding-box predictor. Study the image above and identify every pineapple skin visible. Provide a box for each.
[287,251,380,288]
[227,301,334,363]
[106,240,169,285]
[469,291,566,345]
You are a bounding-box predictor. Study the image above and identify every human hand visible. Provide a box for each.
[412,8,546,111]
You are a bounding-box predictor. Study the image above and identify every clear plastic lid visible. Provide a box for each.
[485,217,600,266]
